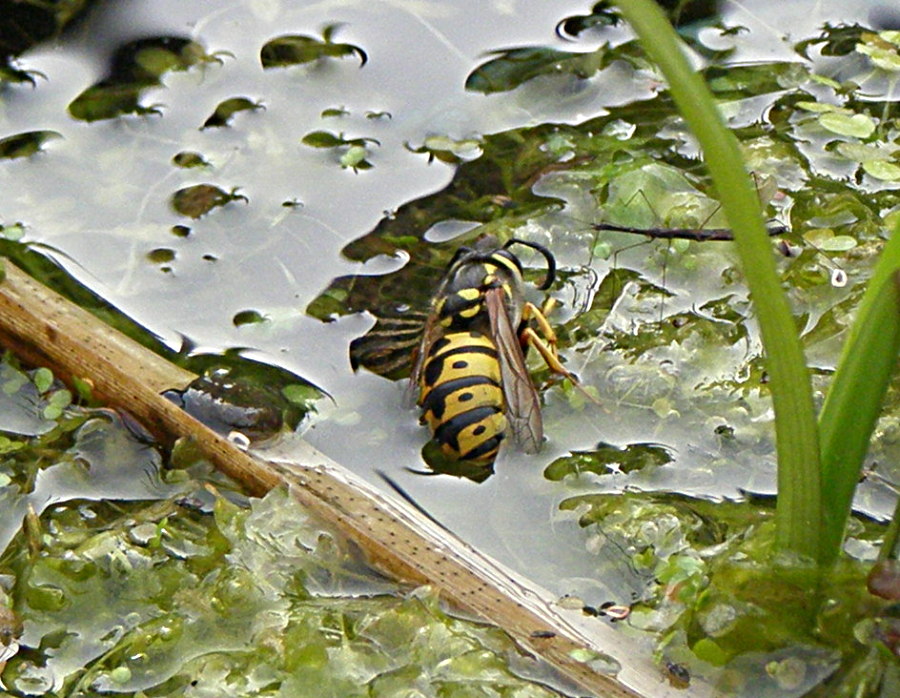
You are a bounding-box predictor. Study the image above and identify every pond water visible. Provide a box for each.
[2,0,900,673]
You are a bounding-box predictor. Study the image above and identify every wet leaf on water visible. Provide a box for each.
[832,141,896,164]
[0,131,61,159]
[167,367,292,440]
[856,31,900,71]
[862,159,900,181]
[147,248,176,264]
[692,638,730,666]
[301,131,377,169]
[232,309,266,326]
[465,46,607,94]
[0,436,25,455]
[68,84,156,122]
[171,151,210,168]
[795,23,868,59]
[281,384,322,411]
[260,26,367,69]
[817,112,876,138]
[171,184,247,218]
[32,368,54,394]
[795,101,850,114]
[41,390,72,421]
[706,62,807,98]
[0,64,46,86]
[544,442,674,481]
[67,37,212,122]
[302,130,346,148]
[302,130,379,149]
[178,355,327,432]
[201,97,264,129]
[340,144,371,170]
[407,135,483,164]
[0,1,91,78]
[6,483,557,695]
[0,224,25,242]
[804,229,858,252]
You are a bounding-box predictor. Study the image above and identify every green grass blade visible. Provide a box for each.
[613,0,822,561]
[818,220,900,564]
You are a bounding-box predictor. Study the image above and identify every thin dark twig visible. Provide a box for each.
[592,222,787,241]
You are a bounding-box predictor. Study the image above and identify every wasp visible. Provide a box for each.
[410,236,582,469]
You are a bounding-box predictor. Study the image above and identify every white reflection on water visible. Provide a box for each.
[1,0,897,605]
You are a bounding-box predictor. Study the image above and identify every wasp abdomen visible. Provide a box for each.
[434,406,506,463]
[418,331,508,464]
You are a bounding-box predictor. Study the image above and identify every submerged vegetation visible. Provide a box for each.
[2,0,900,695]
[0,354,562,697]
[310,2,900,692]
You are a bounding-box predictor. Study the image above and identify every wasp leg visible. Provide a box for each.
[519,301,577,381]
[520,301,602,406]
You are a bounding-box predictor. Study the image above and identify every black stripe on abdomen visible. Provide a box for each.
[434,405,504,453]
[423,344,497,387]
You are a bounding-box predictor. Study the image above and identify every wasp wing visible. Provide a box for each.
[349,311,430,380]
[485,287,543,454]
[405,308,444,408]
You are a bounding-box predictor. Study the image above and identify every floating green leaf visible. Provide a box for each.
[804,229,858,252]
[201,97,264,128]
[282,384,321,412]
[856,31,900,71]
[147,248,176,265]
[0,131,61,159]
[544,443,674,480]
[833,141,895,163]
[301,130,346,148]
[171,151,210,168]
[68,37,212,122]
[42,389,72,421]
[465,46,606,94]
[232,309,266,326]
[1,224,24,242]
[862,159,900,181]
[171,184,247,218]
[817,112,876,138]
[32,367,54,394]
[340,144,370,169]
[795,101,848,113]
[260,26,367,69]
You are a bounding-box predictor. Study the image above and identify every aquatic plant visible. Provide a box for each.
[613,0,900,564]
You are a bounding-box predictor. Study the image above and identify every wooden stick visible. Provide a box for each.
[0,258,708,698]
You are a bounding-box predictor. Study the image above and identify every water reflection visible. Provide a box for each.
[0,0,898,637]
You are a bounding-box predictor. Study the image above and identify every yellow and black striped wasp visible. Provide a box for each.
[406,235,584,470]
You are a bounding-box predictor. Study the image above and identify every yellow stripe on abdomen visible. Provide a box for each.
[418,331,507,463]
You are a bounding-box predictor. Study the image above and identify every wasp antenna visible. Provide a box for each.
[376,470,451,528]
[445,244,475,268]
[504,238,556,289]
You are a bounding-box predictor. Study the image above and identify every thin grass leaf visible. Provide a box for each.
[818,220,900,564]
[612,0,823,561]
